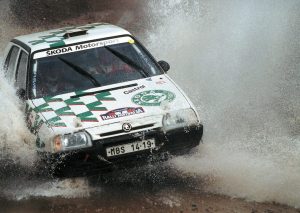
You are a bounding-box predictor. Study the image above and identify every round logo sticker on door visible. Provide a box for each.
[131,90,176,106]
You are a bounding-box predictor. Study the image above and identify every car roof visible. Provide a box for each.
[13,23,131,53]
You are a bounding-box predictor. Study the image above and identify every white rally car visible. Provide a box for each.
[2,23,203,176]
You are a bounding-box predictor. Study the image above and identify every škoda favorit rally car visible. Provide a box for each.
[2,23,203,176]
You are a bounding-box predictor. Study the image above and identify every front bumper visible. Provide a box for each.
[43,124,203,176]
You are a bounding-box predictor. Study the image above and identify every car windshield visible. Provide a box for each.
[31,37,162,98]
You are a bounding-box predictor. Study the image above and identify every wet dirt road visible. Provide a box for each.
[0,165,299,213]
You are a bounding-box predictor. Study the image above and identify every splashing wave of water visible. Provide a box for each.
[0,0,299,208]
[143,0,300,208]
[0,61,36,167]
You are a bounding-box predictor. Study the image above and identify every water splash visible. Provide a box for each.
[143,0,300,208]
[0,69,90,199]
[2,177,91,200]
[0,64,36,168]
[0,0,299,206]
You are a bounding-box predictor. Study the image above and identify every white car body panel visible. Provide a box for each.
[27,74,192,152]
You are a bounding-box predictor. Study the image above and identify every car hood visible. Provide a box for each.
[29,74,191,134]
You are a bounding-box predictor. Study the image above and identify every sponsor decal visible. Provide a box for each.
[32,69,37,96]
[44,96,63,103]
[156,80,166,85]
[31,90,118,130]
[29,23,104,48]
[26,103,44,135]
[122,123,132,132]
[31,101,67,128]
[123,85,145,94]
[77,111,99,122]
[55,106,75,116]
[45,39,119,57]
[30,91,117,128]
[128,39,135,44]
[65,97,85,106]
[86,101,106,111]
[46,46,72,56]
[33,36,131,59]
[46,116,67,127]
[100,107,145,120]
[94,91,116,101]
[34,103,53,113]
[132,90,176,106]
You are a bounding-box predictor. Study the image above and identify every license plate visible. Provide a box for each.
[106,139,156,157]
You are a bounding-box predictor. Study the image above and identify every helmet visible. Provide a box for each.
[44,62,63,94]
[98,48,115,66]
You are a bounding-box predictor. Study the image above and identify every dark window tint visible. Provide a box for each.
[15,51,29,89]
[4,46,20,82]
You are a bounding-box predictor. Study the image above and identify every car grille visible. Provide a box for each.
[99,124,155,137]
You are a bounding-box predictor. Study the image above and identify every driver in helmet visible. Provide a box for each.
[96,48,134,74]
[39,62,66,97]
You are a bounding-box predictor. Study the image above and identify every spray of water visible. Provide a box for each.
[0,0,299,207]
[0,66,36,167]
[142,0,300,207]
[0,2,30,159]
[0,4,75,201]
[2,177,91,200]
[0,59,94,200]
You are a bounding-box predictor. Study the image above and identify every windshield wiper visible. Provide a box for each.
[58,57,101,87]
[104,45,148,78]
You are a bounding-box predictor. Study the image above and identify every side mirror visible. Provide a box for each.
[158,60,170,72]
[16,88,26,100]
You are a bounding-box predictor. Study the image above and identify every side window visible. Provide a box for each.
[15,51,29,89]
[4,46,20,82]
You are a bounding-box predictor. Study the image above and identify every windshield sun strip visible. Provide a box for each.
[33,36,132,59]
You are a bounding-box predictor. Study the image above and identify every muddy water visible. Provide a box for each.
[0,0,300,212]
[0,166,298,213]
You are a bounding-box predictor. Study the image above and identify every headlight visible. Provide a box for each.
[53,132,92,152]
[162,108,199,132]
